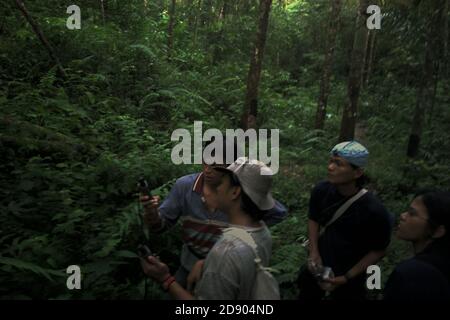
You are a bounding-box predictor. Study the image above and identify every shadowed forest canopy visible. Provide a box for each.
[0,0,449,299]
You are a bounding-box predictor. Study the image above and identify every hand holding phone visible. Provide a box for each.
[138,177,152,196]
[137,244,153,258]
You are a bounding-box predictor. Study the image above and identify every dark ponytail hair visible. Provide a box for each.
[414,190,450,247]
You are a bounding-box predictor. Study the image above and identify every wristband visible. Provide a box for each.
[162,275,176,291]
[161,273,172,283]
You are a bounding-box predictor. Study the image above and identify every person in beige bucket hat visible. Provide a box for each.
[214,157,275,212]
[140,157,278,299]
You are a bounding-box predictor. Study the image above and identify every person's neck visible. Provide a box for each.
[335,182,360,197]
[228,206,261,228]
[413,239,433,254]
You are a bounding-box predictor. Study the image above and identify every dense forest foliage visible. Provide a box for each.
[0,0,449,299]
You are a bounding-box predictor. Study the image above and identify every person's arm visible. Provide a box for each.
[306,182,325,270]
[141,256,195,300]
[167,281,195,300]
[326,200,393,290]
[325,249,386,289]
[187,259,205,292]
[307,219,322,270]
[262,200,288,226]
[140,176,188,232]
[140,195,164,231]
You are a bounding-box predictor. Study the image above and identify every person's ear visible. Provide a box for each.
[230,185,241,201]
[353,167,364,179]
[431,225,446,239]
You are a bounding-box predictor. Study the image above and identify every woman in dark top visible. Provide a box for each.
[384,191,450,300]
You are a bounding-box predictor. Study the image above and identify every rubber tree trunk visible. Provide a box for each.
[167,0,176,61]
[240,0,273,130]
[315,0,343,130]
[338,0,370,142]
[407,0,444,157]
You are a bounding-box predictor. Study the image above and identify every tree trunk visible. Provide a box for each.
[100,0,105,23]
[240,0,273,130]
[363,29,376,88]
[201,0,213,27]
[441,0,449,104]
[14,0,67,79]
[187,0,195,29]
[406,44,433,158]
[314,0,343,130]
[338,0,370,142]
[193,0,202,47]
[219,0,229,20]
[167,0,176,61]
[428,64,440,126]
[407,0,445,157]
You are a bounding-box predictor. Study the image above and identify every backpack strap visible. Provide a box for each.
[320,188,368,235]
[223,227,268,272]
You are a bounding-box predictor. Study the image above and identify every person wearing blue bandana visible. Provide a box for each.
[297,141,393,300]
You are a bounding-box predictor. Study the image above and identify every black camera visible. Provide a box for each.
[137,244,153,258]
[137,177,152,196]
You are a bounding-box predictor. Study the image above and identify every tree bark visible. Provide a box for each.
[338,0,370,142]
[201,0,213,27]
[167,0,176,60]
[193,0,202,47]
[406,43,434,158]
[407,0,445,157]
[219,0,229,20]
[363,29,376,88]
[14,0,67,79]
[314,0,343,130]
[240,0,273,130]
[100,0,106,23]
[186,0,195,29]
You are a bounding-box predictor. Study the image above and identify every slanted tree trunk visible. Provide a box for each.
[14,0,67,79]
[338,0,370,142]
[240,0,273,130]
[314,0,343,130]
[167,0,176,60]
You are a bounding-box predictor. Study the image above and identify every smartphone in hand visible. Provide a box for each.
[137,244,153,258]
[138,177,152,197]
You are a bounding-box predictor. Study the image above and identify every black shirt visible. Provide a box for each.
[308,181,393,277]
[384,242,450,301]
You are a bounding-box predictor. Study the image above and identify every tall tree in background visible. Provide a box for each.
[219,0,229,20]
[339,0,370,142]
[167,0,176,60]
[241,0,273,129]
[100,0,106,23]
[200,0,213,27]
[14,0,67,79]
[362,29,376,88]
[407,0,446,158]
[315,0,343,130]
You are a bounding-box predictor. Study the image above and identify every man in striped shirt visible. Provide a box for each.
[140,138,287,287]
